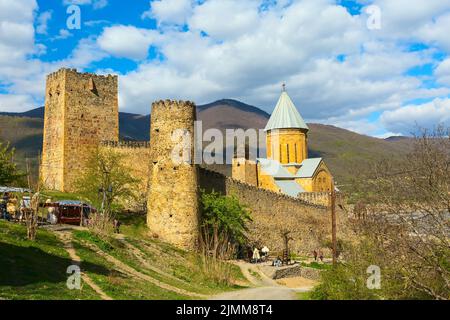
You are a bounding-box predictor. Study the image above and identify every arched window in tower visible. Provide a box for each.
[286,144,290,163]
[279,144,283,163]
[294,143,298,163]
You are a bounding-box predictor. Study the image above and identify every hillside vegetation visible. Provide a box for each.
[0,219,247,300]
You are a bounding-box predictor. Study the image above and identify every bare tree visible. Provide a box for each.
[349,127,450,299]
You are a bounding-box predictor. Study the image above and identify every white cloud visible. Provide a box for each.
[381,98,450,135]
[142,0,193,25]
[189,0,260,39]
[0,94,36,112]
[0,0,37,65]
[1,0,450,136]
[62,0,108,10]
[416,12,450,53]
[97,26,157,60]
[436,58,450,86]
[36,10,52,35]
[52,29,73,40]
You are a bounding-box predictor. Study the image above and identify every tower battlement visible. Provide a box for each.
[47,68,117,82]
[151,100,196,122]
[100,140,150,149]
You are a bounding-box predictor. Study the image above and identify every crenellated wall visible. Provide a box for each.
[199,167,340,256]
[100,141,150,212]
[297,192,330,207]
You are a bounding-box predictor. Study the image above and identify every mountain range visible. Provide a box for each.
[0,99,414,185]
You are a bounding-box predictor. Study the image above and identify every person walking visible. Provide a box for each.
[261,246,269,261]
[252,247,260,263]
[313,250,318,261]
[319,251,324,263]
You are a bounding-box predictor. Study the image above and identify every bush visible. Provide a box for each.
[199,191,251,260]
[199,191,251,285]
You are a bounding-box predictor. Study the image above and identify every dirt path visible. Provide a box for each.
[210,261,314,300]
[55,231,112,300]
[211,286,297,300]
[78,238,207,299]
[118,239,191,285]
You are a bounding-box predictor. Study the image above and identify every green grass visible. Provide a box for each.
[296,291,313,300]
[40,190,88,202]
[0,207,248,300]
[301,261,332,270]
[0,221,99,300]
[248,269,262,280]
[73,230,247,296]
[72,240,189,300]
[116,212,148,238]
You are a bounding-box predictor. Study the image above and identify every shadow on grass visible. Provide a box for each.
[0,242,110,287]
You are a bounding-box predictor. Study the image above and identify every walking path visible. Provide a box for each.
[54,230,112,300]
[49,225,316,301]
[78,239,207,298]
[210,261,315,300]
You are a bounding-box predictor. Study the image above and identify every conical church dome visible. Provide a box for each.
[264,88,309,132]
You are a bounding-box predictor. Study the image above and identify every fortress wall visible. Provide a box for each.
[199,167,337,256]
[298,192,330,207]
[100,141,150,212]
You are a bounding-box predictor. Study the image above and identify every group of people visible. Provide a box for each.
[251,246,270,263]
[0,193,31,222]
[313,249,324,262]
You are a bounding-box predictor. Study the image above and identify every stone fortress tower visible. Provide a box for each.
[41,69,119,191]
[146,100,200,250]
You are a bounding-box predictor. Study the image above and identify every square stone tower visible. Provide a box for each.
[147,100,200,250]
[41,68,119,192]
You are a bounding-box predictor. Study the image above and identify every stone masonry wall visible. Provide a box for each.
[147,100,200,250]
[100,141,150,212]
[199,167,339,256]
[41,68,119,192]
[41,70,66,190]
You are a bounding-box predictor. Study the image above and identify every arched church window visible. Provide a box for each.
[286,144,290,163]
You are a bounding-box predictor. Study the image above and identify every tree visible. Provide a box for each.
[314,127,450,300]
[76,147,140,233]
[199,191,252,259]
[0,141,23,185]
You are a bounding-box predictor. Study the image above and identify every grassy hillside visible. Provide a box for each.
[0,100,414,185]
[0,219,246,300]
[307,123,414,185]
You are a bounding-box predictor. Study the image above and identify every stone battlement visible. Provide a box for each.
[47,68,117,82]
[152,99,196,109]
[151,100,197,122]
[199,167,328,209]
[101,140,150,149]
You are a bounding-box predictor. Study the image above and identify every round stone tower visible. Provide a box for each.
[147,100,199,250]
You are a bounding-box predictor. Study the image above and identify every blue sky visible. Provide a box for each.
[1,0,450,137]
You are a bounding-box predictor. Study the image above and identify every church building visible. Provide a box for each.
[232,86,334,200]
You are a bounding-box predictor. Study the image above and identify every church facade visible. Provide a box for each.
[232,88,334,201]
